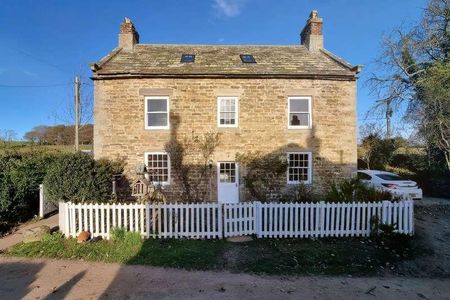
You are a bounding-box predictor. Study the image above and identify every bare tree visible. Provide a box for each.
[51,75,93,139]
[367,0,450,171]
[0,130,17,142]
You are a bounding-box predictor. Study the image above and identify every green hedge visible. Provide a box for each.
[0,152,57,224]
[0,150,123,232]
[43,153,121,204]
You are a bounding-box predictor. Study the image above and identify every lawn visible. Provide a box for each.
[0,141,92,154]
[6,230,423,276]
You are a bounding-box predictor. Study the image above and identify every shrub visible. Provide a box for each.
[281,183,318,202]
[41,231,65,243]
[325,178,394,203]
[0,152,57,225]
[236,151,288,202]
[164,131,220,202]
[43,153,122,203]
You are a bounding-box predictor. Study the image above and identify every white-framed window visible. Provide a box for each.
[287,152,312,184]
[288,96,312,129]
[217,96,238,127]
[145,96,169,129]
[144,152,170,185]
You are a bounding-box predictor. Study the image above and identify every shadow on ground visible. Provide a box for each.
[0,260,87,299]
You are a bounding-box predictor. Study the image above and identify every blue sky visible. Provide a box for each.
[0,0,427,139]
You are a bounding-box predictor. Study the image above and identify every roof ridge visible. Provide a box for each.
[135,43,306,48]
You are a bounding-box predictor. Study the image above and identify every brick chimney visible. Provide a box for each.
[119,17,139,50]
[300,10,323,52]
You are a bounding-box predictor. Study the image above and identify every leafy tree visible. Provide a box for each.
[416,61,450,170]
[24,124,93,145]
[368,0,450,172]
[358,123,404,170]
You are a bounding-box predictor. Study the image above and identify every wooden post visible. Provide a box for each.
[74,76,80,151]
[58,202,65,235]
[39,184,44,218]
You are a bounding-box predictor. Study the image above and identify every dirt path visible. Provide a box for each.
[0,256,449,300]
[0,215,59,252]
[393,199,450,277]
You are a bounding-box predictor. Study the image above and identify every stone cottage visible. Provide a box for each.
[91,11,360,203]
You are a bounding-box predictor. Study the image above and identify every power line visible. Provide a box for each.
[1,45,72,75]
[0,83,71,88]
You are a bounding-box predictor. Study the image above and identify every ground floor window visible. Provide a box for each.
[144,152,170,185]
[287,152,312,184]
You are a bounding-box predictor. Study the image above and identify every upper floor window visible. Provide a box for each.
[145,96,169,129]
[287,152,312,184]
[288,96,312,129]
[217,96,238,127]
[145,152,170,185]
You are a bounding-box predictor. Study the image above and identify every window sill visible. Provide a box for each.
[287,126,312,130]
[145,126,170,130]
[150,182,170,187]
[287,181,312,185]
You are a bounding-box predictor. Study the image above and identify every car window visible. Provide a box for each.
[357,172,372,180]
[376,174,406,181]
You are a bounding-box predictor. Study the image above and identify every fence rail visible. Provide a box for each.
[59,200,414,240]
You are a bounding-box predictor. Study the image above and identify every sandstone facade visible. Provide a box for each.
[93,77,357,200]
[92,11,359,201]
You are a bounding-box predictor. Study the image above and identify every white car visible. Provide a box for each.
[355,170,423,200]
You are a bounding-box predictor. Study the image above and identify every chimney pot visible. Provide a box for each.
[300,10,323,51]
[119,17,139,50]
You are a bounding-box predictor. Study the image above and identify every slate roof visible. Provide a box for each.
[91,44,358,80]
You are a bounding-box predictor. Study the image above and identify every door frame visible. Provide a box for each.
[217,161,239,203]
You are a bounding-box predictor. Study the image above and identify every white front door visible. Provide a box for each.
[217,162,239,203]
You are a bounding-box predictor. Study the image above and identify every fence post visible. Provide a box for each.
[39,184,44,218]
[58,202,65,235]
[218,203,223,239]
[381,200,390,225]
[409,200,414,235]
[320,201,325,237]
[255,201,262,238]
[146,203,150,239]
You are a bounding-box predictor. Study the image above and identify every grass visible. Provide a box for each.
[0,141,92,154]
[7,230,423,276]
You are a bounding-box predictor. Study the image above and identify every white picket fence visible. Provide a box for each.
[59,200,414,240]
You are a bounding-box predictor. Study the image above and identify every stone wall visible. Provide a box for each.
[93,77,357,201]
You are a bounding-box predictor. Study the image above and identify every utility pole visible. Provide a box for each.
[74,76,80,151]
[386,99,392,139]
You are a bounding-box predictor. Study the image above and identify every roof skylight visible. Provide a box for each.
[240,54,256,63]
[181,54,195,63]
